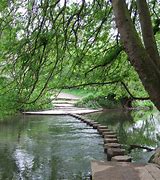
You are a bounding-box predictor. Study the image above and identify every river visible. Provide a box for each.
[86,109,160,163]
[0,109,160,179]
[0,115,105,180]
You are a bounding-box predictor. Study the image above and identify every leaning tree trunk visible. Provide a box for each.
[136,0,160,69]
[112,0,160,110]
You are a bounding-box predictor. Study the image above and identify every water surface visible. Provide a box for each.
[86,109,160,163]
[0,115,105,180]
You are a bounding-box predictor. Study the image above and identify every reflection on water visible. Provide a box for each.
[0,115,105,180]
[86,109,160,163]
[0,110,159,179]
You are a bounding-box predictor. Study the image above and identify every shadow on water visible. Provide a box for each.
[86,109,160,163]
[0,115,106,180]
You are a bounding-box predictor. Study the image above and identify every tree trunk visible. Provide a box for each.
[136,0,160,69]
[112,0,160,110]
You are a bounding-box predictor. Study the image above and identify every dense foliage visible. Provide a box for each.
[0,0,159,113]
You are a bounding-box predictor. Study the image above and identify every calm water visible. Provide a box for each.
[0,115,106,180]
[86,109,160,163]
[0,110,160,179]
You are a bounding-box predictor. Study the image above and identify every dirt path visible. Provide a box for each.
[56,92,80,100]
[24,92,102,115]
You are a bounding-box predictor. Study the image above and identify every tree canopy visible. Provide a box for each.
[0,0,160,112]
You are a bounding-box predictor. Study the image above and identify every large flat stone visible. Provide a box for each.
[91,161,160,180]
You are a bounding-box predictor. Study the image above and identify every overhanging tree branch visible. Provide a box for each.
[59,81,149,101]
[85,45,123,75]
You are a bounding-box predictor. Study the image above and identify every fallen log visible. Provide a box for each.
[128,144,154,152]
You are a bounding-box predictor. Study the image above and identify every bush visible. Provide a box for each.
[76,93,121,109]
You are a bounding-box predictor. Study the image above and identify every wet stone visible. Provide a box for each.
[102,132,116,136]
[104,135,117,139]
[98,128,109,134]
[111,155,132,162]
[85,121,92,125]
[92,123,101,129]
[83,120,91,124]
[97,126,108,130]
[105,143,121,148]
[89,122,98,126]
[104,138,118,144]
[104,143,121,153]
[107,148,125,161]
[101,130,112,135]
[87,121,96,126]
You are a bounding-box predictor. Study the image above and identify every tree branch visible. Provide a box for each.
[60,81,149,101]
[85,45,123,75]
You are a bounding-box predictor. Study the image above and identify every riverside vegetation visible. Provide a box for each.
[0,0,159,115]
[0,0,160,171]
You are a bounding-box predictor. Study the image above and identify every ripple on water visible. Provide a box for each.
[0,115,106,180]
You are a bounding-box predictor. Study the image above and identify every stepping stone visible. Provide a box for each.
[104,138,118,144]
[92,123,101,129]
[104,135,117,138]
[88,121,96,126]
[86,119,92,125]
[98,129,110,135]
[90,122,99,126]
[104,143,121,153]
[81,119,89,123]
[86,121,94,125]
[97,126,108,130]
[70,114,82,120]
[111,155,132,162]
[101,130,112,135]
[107,148,125,161]
[102,132,116,137]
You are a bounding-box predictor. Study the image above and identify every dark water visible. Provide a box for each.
[86,109,160,163]
[0,115,106,180]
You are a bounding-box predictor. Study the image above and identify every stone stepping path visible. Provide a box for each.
[23,93,160,179]
[69,114,160,179]
[70,114,131,161]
